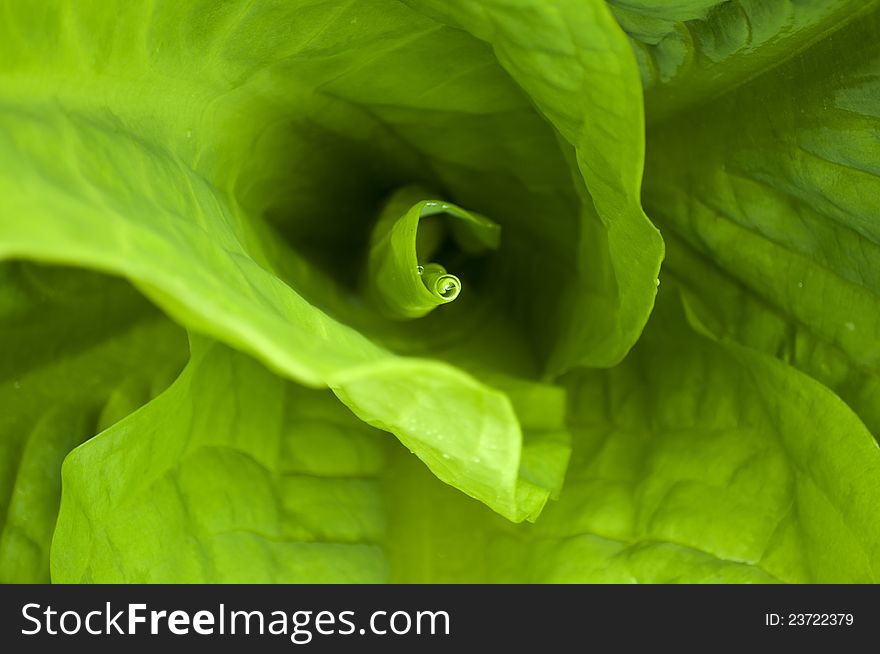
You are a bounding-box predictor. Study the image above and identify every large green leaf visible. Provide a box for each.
[406,0,664,374]
[52,285,880,583]
[383,290,880,582]
[0,263,187,582]
[607,0,880,119]
[1,0,644,520]
[643,10,880,436]
[53,338,388,583]
[5,0,877,587]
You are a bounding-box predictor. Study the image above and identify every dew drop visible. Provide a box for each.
[844,321,856,332]
[437,278,459,299]
[417,265,424,275]
[797,281,804,288]
[13,380,21,390]
[472,456,481,464]
[441,453,451,460]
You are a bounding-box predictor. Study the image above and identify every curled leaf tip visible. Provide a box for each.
[364,185,499,320]
[420,263,461,302]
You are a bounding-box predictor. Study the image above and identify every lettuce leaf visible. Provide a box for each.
[53,338,388,583]
[0,0,879,584]
[405,0,664,373]
[59,287,880,583]
[643,10,880,436]
[611,0,880,119]
[0,264,187,582]
[0,0,664,524]
[383,290,880,583]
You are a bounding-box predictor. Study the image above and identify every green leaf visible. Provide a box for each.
[405,0,664,373]
[544,294,880,583]
[607,0,880,120]
[0,263,187,582]
[52,339,388,583]
[643,10,880,436]
[0,0,604,520]
[332,360,565,523]
[51,331,568,581]
[8,0,875,587]
[383,290,880,582]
